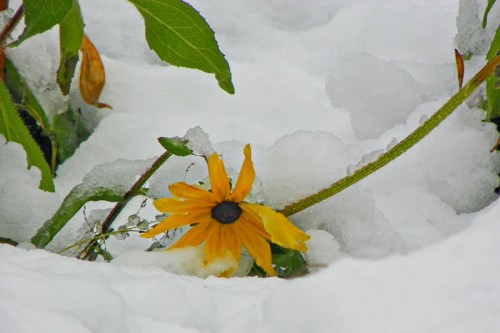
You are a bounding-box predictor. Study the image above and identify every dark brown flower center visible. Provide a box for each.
[211,201,242,224]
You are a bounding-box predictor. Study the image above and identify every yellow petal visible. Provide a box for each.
[169,182,217,204]
[230,144,255,202]
[79,35,111,109]
[242,203,310,252]
[236,222,275,276]
[208,153,230,201]
[239,209,271,240]
[153,198,211,214]
[168,220,216,250]
[205,224,241,264]
[140,212,208,238]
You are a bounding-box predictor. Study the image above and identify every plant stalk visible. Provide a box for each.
[78,150,172,260]
[0,4,23,46]
[278,55,500,217]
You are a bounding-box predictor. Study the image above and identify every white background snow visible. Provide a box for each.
[1,0,500,332]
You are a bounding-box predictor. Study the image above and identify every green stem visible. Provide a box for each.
[78,150,172,260]
[278,56,500,217]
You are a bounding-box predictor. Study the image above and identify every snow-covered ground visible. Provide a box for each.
[1,0,500,331]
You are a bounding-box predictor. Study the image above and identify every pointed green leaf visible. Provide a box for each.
[30,158,155,248]
[5,58,50,130]
[11,0,73,46]
[485,24,500,122]
[0,81,54,191]
[483,0,497,28]
[158,136,193,156]
[31,186,124,248]
[127,0,234,94]
[57,0,84,95]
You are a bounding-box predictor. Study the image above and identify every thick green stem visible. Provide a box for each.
[278,56,500,217]
[78,150,172,260]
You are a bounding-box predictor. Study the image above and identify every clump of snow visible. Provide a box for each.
[113,246,253,278]
[303,229,343,269]
[79,158,154,195]
[456,0,490,55]
[326,53,427,139]
[418,106,500,213]
[184,126,215,157]
[455,0,500,56]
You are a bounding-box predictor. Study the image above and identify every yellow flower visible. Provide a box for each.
[141,144,310,276]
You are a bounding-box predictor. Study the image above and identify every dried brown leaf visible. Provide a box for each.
[454,49,465,90]
[79,35,111,109]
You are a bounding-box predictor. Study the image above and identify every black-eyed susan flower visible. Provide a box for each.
[141,144,310,277]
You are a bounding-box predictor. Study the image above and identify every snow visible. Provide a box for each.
[1,0,500,331]
[326,53,427,139]
[2,198,500,332]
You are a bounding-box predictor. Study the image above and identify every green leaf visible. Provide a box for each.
[483,0,497,29]
[5,58,50,130]
[11,0,74,46]
[250,243,309,278]
[57,0,85,95]
[52,108,92,164]
[270,243,308,278]
[31,158,154,248]
[0,81,54,192]
[127,0,234,94]
[31,186,124,248]
[485,24,500,122]
[158,136,193,156]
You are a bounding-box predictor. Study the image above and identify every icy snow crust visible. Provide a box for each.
[1,0,500,331]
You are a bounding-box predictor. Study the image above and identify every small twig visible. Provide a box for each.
[0,1,13,81]
[0,4,23,82]
[78,150,172,260]
[0,4,23,46]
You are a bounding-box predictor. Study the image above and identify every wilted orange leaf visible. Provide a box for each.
[454,49,464,90]
[80,34,111,109]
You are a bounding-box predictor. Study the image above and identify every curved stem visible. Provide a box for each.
[278,56,500,217]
